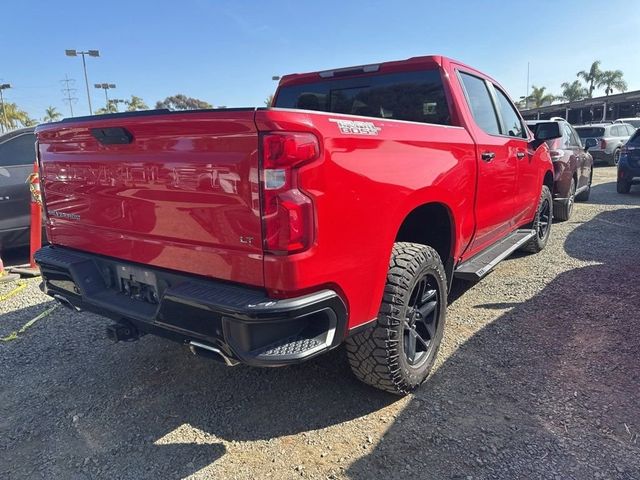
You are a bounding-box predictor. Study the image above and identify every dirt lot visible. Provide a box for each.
[1,166,638,480]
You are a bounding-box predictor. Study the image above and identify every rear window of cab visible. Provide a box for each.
[274,69,451,126]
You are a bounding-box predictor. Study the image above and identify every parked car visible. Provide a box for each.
[0,127,36,251]
[614,117,640,130]
[526,119,593,220]
[617,128,640,193]
[574,123,634,165]
[34,55,558,395]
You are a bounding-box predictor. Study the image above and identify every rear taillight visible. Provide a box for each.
[549,149,564,160]
[600,139,607,149]
[260,132,319,254]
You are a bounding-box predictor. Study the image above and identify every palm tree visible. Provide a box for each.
[577,61,603,98]
[94,99,119,115]
[265,94,274,107]
[125,95,148,111]
[43,106,62,123]
[0,102,34,131]
[560,81,588,102]
[598,70,627,96]
[529,85,555,108]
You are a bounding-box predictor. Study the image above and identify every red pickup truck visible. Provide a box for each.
[35,55,559,395]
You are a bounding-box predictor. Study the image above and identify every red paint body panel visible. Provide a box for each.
[35,55,553,332]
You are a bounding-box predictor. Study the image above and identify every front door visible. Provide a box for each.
[458,71,518,256]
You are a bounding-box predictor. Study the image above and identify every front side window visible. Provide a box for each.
[459,72,500,135]
[0,133,36,167]
[275,69,451,125]
[494,88,526,138]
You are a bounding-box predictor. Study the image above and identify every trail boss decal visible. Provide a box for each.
[329,119,381,136]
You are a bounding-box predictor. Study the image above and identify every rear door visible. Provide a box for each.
[457,71,517,254]
[490,85,534,226]
[567,124,590,188]
[0,131,35,243]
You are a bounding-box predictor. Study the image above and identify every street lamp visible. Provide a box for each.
[109,99,127,112]
[94,83,116,108]
[272,76,280,81]
[0,83,11,133]
[65,49,100,115]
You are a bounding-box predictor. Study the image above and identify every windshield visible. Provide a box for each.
[575,127,605,138]
[274,69,451,126]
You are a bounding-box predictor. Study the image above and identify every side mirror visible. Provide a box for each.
[530,121,562,150]
[584,138,597,150]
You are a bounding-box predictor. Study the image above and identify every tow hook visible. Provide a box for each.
[106,322,140,342]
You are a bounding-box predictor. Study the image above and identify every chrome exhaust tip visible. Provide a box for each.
[53,294,81,312]
[189,341,239,367]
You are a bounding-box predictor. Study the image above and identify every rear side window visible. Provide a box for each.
[611,125,624,137]
[494,88,526,138]
[459,72,500,135]
[628,130,640,147]
[575,127,605,139]
[0,133,36,167]
[274,69,451,125]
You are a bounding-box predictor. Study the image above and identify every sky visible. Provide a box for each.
[1,0,640,120]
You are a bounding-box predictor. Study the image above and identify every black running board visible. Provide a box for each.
[454,229,535,282]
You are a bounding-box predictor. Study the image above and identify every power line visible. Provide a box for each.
[61,74,78,117]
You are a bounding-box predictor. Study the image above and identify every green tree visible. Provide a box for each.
[559,81,588,102]
[94,99,119,115]
[598,70,627,96]
[125,95,148,111]
[529,85,555,108]
[0,102,34,131]
[43,106,62,123]
[577,61,603,98]
[265,94,274,107]
[155,94,212,110]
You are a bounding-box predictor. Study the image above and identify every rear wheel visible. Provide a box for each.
[575,172,592,201]
[346,242,446,395]
[521,185,552,253]
[617,178,631,194]
[611,148,621,166]
[553,178,575,221]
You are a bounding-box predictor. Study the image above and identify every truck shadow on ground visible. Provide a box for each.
[2,210,639,479]
[347,207,640,479]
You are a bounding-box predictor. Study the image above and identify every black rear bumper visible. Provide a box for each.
[35,246,347,366]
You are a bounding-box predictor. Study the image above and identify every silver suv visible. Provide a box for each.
[614,118,640,130]
[574,123,634,165]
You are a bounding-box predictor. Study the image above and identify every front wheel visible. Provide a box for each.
[521,185,553,253]
[346,242,447,395]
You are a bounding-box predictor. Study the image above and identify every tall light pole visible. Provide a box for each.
[94,83,116,109]
[65,49,100,115]
[0,83,11,133]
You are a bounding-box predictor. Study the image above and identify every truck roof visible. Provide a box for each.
[277,55,498,88]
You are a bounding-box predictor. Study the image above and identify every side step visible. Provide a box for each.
[454,229,535,282]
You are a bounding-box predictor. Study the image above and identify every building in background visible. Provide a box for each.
[521,90,640,124]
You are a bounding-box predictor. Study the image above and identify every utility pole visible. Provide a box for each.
[65,49,100,115]
[525,62,530,109]
[61,75,78,117]
[0,83,11,134]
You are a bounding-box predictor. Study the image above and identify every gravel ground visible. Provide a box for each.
[1,166,638,480]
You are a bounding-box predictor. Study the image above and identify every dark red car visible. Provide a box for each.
[34,55,559,395]
[526,119,594,221]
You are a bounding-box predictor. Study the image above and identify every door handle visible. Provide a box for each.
[516,151,526,159]
[481,151,495,162]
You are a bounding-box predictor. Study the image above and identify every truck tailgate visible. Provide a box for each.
[36,110,264,287]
